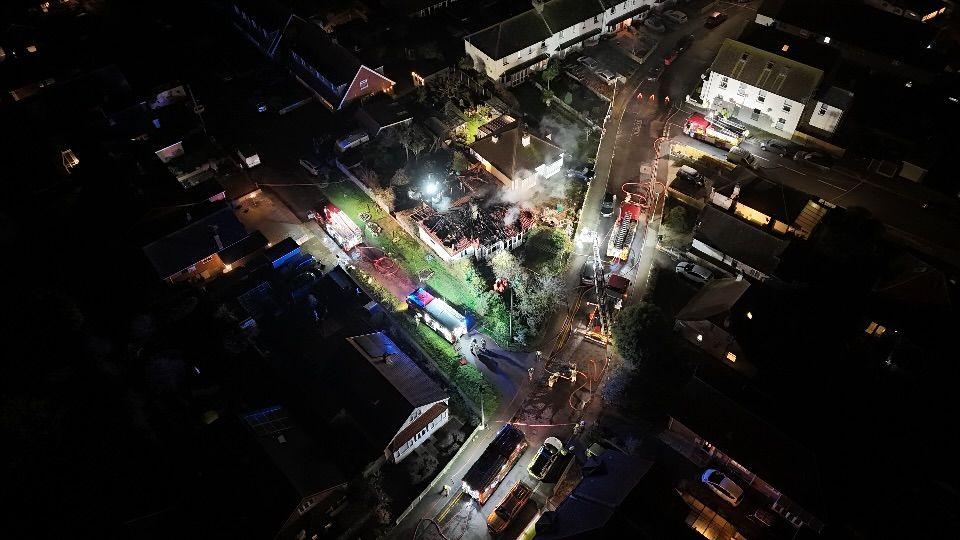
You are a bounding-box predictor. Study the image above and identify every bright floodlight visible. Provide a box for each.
[424,181,438,195]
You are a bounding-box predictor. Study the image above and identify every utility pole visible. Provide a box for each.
[508,288,514,342]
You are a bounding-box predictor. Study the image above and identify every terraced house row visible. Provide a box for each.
[465,0,655,86]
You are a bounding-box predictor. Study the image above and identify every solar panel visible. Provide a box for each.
[243,406,293,436]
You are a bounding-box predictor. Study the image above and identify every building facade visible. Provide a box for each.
[464,0,652,86]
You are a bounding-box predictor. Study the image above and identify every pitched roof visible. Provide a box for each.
[281,15,361,88]
[346,332,447,408]
[676,278,751,321]
[534,451,655,539]
[670,377,824,526]
[541,0,603,33]
[710,39,823,102]
[694,206,789,275]
[466,9,553,60]
[240,406,346,499]
[387,402,448,453]
[141,202,248,279]
[470,124,563,181]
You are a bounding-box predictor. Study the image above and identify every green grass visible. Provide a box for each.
[323,181,482,311]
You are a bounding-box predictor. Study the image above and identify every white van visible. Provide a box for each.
[663,10,688,25]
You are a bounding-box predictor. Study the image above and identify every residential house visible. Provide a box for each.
[674,277,753,370]
[691,205,790,281]
[239,406,348,540]
[534,449,690,539]
[464,0,650,86]
[708,167,832,238]
[663,377,826,534]
[755,0,945,80]
[280,16,395,111]
[140,201,248,282]
[413,201,535,262]
[700,38,826,137]
[231,0,293,57]
[341,332,450,467]
[356,97,414,138]
[469,123,564,191]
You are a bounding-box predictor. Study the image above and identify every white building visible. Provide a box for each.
[344,332,450,465]
[464,0,653,86]
[469,123,564,191]
[700,39,825,137]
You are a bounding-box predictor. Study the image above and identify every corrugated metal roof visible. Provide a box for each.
[347,332,447,408]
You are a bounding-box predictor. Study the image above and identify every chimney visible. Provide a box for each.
[731,183,741,199]
[491,134,499,143]
[381,352,394,365]
[532,0,544,13]
[521,132,531,147]
[470,203,479,221]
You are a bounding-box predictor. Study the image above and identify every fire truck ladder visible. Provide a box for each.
[612,212,633,250]
[592,236,613,341]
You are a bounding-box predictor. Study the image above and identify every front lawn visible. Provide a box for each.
[323,180,483,311]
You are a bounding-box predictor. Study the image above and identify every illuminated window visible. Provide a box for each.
[865,321,887,336]
[726,352,737,362]
[823,36,831,44]
[781,44,789,52]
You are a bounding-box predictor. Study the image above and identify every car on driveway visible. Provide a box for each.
[758,139,796,157]
[794,150,834,171]
[644,15,666,33]
[701,469,744,506]
[704,11,728,28]
[601,191,617,217]
[663,10,688,25]
[528,437,564,480]
[577,56,600,71]
[647,64,663,79]
[676,261,713,284]
[595,69,618,85]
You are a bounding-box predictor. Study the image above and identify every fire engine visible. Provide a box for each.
[682,113,743,150]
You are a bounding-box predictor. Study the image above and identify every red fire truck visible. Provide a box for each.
[310,198,362,252]
[683,113,743,150]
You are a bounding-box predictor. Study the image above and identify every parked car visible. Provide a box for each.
[727,146,757,167]
[643,15,666,33]
[701,469,744,506]
[647,64,663,80]
[662,10,688,25]
[487,481,533,534]
[675,164,704,186]
[675,34,695,53]
[567,163,595,181]
[758,139,795,157]
[299,158,322,176]
[704,11,728,28]
[581,259,609,285]
[577,56,600,71]
[663,50,679,66]
[596,69,618,85]
[794,150,834,171]
[528,437,564,480]
[676,262,713,284]
[601,191,617,217]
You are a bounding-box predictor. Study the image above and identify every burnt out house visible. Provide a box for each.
[413,201,535,262]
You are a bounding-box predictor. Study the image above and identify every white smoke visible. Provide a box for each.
[503,205,520,227]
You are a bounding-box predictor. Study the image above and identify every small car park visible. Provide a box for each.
[794,150,834,171]
[701,469,744,506]
[704,11,728,28]
[528,437,564,480]
[487,481,533,534]
[662,10,688,25]
[577,56,600,71]
[601,191,617,217]
[676,261,713,284]
[644,15,666,33]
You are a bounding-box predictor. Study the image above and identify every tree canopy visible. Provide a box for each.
[611,302,673,371]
